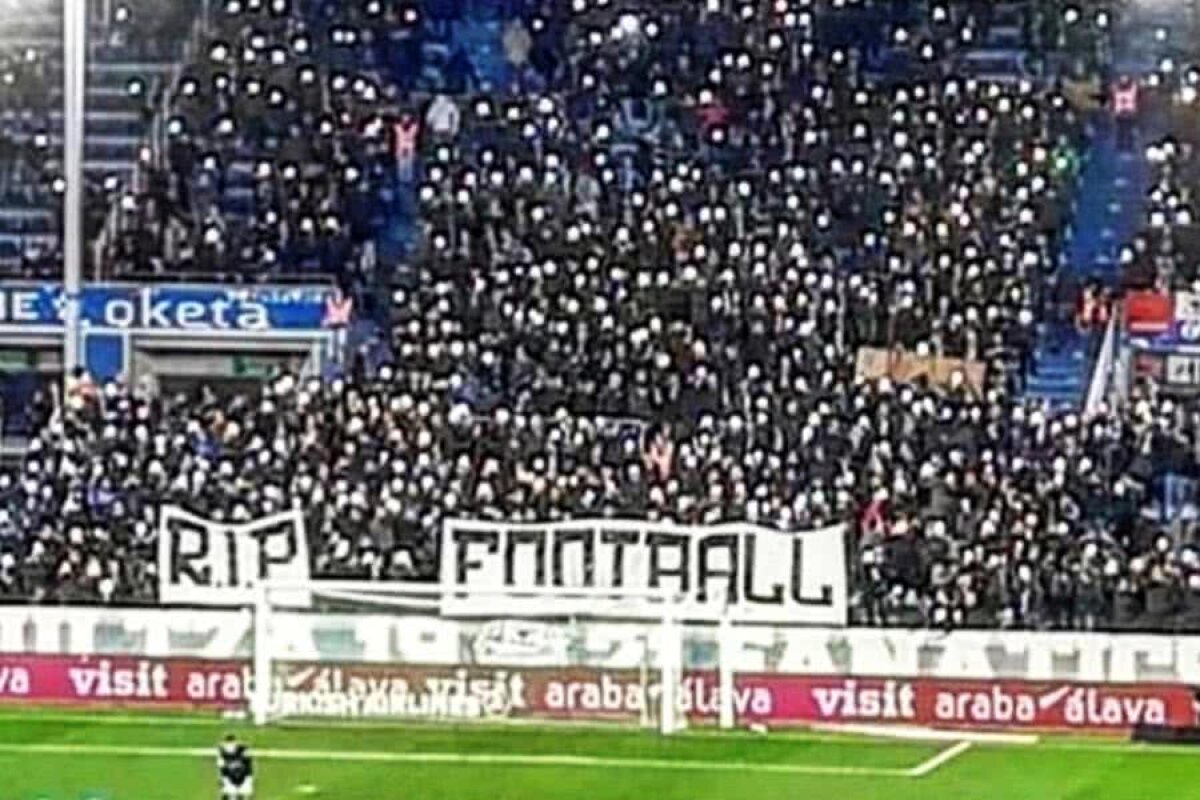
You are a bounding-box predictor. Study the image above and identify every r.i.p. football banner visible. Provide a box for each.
[438,519,847,625]
[157,506,310,606]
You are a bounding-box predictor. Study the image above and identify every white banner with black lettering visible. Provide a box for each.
[157,506,310,606]
[439,519,847,625]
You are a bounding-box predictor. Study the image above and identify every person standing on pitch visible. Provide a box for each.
[218,733,254,800]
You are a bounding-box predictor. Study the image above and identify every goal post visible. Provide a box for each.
[718,613,735,731]
[658,613,683,735]
[250,582,272,727]
[249,580,739,735]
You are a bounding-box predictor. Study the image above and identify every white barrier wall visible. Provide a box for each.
[2,606,1200,685]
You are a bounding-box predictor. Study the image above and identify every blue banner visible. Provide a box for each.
[0,284,334,332]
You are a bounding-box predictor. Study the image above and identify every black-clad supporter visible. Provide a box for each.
[10,1,1199,634]
[6,367,1199,633]
[0,2,200,277]
[104,0,399,282]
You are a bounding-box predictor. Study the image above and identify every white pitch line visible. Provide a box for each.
[0,741,908,778]
[0,709,1013,749]
[0,710,223,727]
[810,723,1037,745]
[906,741,972,778]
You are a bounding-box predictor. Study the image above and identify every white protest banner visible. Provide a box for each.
[438,519,847,625]
[157,506,310,606]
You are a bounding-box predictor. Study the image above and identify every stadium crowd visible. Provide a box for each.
[7,0,1200,633]
[1127,125,1200,292]
[104,0,396,282]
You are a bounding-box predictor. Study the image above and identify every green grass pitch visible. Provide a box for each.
[3,709,1200,800]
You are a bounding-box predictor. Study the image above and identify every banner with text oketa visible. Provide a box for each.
[0,284,334,332]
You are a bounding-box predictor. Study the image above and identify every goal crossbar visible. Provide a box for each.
[257,579,737,622]
[259,579,690,600]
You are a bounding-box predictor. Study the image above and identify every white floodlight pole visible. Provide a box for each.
[63,0,87,377]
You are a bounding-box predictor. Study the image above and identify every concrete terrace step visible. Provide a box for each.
[15,60,174,78]
[1025,316,1092,404]
[1033,327,1088,349]
[1032,393,1085,408]
[1026,369,1084,388]
[0,37,61,50]
[1030,352,1086,371]
[25,157,136,178]
[0,218,55,235]
[82,117,145,137]
[79,91,140,113]
[1029,366,1082,382]
[0,231,56,246]
[49,132,138,147]
[49,109,141,123]
[88,61,176,75]
[0,207,54,221]
[1034,344,1086,361]
[82,159,134,175]
[1028,376,1084,393]
[1032,368,1084,384]
[9,117,149,140]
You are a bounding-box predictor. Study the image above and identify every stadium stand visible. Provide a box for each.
[10,0,1200,634]
[0,1,190,276]
[102,0,393,284]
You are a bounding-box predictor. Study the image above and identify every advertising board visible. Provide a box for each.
[265,663,1199,733]
[7,609,1200,687]
[0,283,337,382]
[1165,353,1200,392]
[0,283,334,332]
[0,641,1191,735]
[0,654,247,708]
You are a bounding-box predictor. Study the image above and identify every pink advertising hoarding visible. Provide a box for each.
[702,674,1198,732]
[0,654,1193,734]
[515,670,1195,732]
[270,663,1199,734]
[0,654,248,708]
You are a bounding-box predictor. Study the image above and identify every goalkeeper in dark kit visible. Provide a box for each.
[218,734,254,800]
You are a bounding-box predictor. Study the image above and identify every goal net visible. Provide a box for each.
[249,581,741,735]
